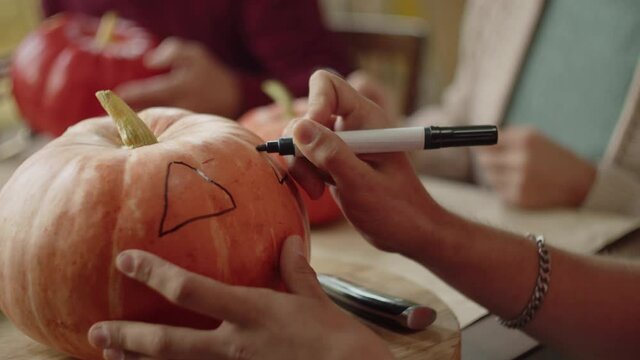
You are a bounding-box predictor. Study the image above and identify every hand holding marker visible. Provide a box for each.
[256,124,497,330]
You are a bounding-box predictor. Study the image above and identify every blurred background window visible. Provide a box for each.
[0,0,40,57]
[320,0,466,110]
[0,0,40,158]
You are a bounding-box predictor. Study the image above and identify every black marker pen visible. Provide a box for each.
[256,125,498,156]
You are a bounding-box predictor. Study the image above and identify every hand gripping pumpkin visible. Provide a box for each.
[11,12,164,136]
[0,91,308,360]
[240,81,342,225]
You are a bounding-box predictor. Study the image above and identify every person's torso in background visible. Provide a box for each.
[505,0,640,162]
[42,0,260,72]
[40,0,347,78]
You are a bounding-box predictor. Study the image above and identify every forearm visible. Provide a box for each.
[414,209,640,358]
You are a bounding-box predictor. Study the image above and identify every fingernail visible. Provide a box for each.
[293,119,319,145]
[288,235,308,260]
[103,348,125,360]
[116,252,135,276]
[320,67,344,78]
[88,325,110,348]
[283,118,300,136]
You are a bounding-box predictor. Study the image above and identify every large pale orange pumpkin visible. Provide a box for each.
[0,92,308,360]
[239,81,342,225]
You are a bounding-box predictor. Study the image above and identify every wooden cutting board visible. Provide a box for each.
[312,258,461,359]
[0,258,460,360]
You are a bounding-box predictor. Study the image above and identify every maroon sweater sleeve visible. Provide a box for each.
[237,0,353,109]
[41,0,61,15]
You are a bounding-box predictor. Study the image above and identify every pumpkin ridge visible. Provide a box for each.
[141,108,193,140]
[107,155,128,321]
[20,155,91,350]
[24,158,67,348]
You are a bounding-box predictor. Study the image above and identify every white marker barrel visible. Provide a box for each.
[335,127,425,154]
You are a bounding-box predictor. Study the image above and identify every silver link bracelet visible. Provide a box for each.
[498,234,551,329]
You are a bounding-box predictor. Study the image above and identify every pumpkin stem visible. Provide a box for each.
[94,11,118,49]
[96,90,158,148]
[261,80,295,119]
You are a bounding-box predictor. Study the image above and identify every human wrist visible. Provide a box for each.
[400,203,462,265]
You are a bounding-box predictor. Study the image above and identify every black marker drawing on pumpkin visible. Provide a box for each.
[202,157,216,165]
[159,161,236,237]
[263,154,288,185]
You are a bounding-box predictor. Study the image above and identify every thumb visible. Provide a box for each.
[292,119,372,188]
[280,235,326,299]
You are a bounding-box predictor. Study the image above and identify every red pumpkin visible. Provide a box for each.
[0,92,308,360]
[240,98,343,225]
[11,12,164,136]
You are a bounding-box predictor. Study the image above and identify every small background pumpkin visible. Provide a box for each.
[239,81,343,226]
[11,12,165,136]
[0,92,308,360]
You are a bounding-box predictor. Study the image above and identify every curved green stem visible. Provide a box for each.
[262,80,295,118]
[96,90,158,148]
[95,11,118,49]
